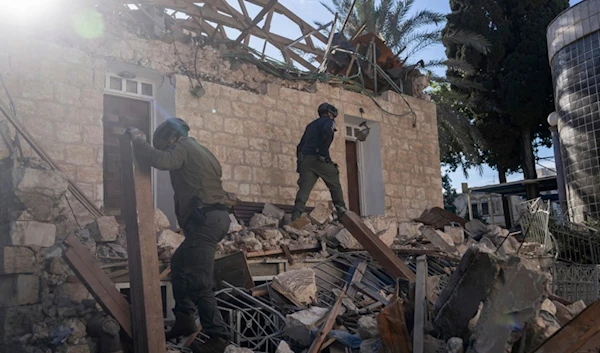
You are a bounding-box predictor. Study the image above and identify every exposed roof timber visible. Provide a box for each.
[125,0,326,63]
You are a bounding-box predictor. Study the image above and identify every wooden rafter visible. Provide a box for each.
[121,0,327,70]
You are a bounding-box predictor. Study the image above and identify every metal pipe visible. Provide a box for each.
[550,126,568,216]
[339,0,358,35]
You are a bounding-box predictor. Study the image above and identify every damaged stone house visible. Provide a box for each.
[0,1,442,352]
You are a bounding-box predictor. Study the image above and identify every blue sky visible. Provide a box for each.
[236,0,582,190]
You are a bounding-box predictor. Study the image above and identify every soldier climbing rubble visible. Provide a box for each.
[292,103,347,221]
[126,118,232,353]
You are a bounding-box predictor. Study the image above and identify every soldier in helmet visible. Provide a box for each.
[291,103,347,221]
[126,118,230,353]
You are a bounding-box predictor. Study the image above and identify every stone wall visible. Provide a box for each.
[0,4,442,222]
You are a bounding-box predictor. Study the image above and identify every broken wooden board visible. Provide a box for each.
[533,299,600,353]
[413,255,428,353]
[416,207,467,229]
[341,211,416,283]
[245,242,321,258]
[378,281,412,353]
[63,233,133,339]
[120,135,166,353]
[214,251,254,290]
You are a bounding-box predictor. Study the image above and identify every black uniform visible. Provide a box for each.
[291,115,346,220]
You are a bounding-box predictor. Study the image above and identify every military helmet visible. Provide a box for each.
[317,102,338,118]
[152,118,190,150]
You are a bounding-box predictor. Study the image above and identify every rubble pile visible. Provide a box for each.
[196,204,588,353]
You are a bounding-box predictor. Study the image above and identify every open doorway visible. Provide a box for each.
[345,125,364,215]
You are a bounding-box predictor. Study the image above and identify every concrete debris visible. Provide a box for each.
[275,340,293,353]
[154,208,171,233]
[552,300,573,326]
[285,307,330,345]
[249,213,279,229]
[263,203,285,221]
[357,315,379,339]
[420,225,456,253]
[224,346,254,353]
[364,217,398,247]
[335,228,362,249]
[288,216,311,230]
[273,268,317,306]
[240,233,263,252]
[85,216,119,243]
[156,229,185,258]
[398,221,423,241]
[567,299,586,316]
[447,337,464,353]
[464,219,489,241]
[228,214,243,234]
[444,225,465,244]
[309,204,332,225]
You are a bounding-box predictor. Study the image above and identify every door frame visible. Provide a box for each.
[103,73,158,208]
[344,124,367,215]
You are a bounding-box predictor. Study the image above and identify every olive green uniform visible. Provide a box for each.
[133,136,231,341]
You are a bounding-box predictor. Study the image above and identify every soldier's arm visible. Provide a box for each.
[318,120,335,158]
[132,140,186,170]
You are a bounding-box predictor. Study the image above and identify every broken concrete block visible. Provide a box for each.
[468,256,549,353]
[552,300,574,326]
[444,225,465,244]
[0,167,68,223]
[567,300,586,316]
[258,229,284,241]
[358,315,379,339]
[364,217,398,247]
[0,221,56,247]
[283,225,312,239]
[398,222,423,241]
[360,338,382,353]
[309,203,332,225]
[86,216,119,243]
[464,219,489,240]
[273,268,317,306]
[0,275,39,307]
[525,312,562,351]
[478,237,497,253]
[224,346,253,353]
[156,229,185,257]
[0,305,45,342]
[154,208,171,233]
[285,306,330,346]
[275,341,293,353]
[249,213,279,229]
[335,228,362,249]
[289,216,311,230]
[447,337,463,353]
[433,247,504,340]
[228,214,243,234]
[240,233,263,252]
[421,225,455,253]
[263,203,285,220]
[0,247,35,274]
[541,298,557,316]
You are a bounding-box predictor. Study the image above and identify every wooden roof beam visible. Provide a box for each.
[234,0,277,43]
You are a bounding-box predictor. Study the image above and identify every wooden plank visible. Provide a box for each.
[533,300,600,353]
[159,266,171,280]
[62,233,133,339]
[308,262,366,353]
[119,135,166,353]
[307,285,348,353]
[245,242,320,258]
[234,0,277,43]
[341,211,416,283]
[413,255,428,353]
[214,251,254,290]
[281,244,294,265]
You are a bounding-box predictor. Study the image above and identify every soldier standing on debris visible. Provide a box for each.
[291,103,347,221]
[126,118,231,353]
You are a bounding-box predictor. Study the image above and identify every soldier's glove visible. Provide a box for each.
[125,127,146,142]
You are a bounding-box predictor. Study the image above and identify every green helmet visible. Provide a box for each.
[152,118,190,150]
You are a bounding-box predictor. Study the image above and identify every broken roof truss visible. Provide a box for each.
[123,0,332,71]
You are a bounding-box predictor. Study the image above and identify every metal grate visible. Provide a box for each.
[552,262,599,305]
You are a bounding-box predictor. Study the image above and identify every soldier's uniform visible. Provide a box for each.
[128,118,230,353]
[292,103,346,220]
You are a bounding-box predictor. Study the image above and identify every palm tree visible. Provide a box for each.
[317,0,489,170]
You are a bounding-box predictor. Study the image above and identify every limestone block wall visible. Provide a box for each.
[0,5,442,222]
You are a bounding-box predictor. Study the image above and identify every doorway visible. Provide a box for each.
[345,140,361,214]
[103,95,151,221]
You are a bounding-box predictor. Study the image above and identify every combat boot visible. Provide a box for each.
[166,312,198,340]
[189,337,229,353]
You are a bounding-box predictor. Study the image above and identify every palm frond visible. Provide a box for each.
[441,30,492,54]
